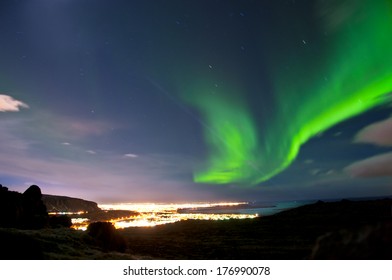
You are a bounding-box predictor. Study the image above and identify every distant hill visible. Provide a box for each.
[42,194,100,213]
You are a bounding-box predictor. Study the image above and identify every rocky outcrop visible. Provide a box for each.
[0,184,48,229]
[42,194,100,213]
[22,185,48,229]
[0,185,23,228]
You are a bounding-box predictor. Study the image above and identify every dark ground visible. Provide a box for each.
[1,199,392,259]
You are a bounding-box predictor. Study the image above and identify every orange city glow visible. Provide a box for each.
[70,202,258,230]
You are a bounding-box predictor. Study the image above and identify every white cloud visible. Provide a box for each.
[86,150,96,154]
[61,142,71,146]
[0,94,29,112]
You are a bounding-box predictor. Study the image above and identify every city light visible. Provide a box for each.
[68,202,258,230]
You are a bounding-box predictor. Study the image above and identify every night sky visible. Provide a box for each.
[1,0,392,203]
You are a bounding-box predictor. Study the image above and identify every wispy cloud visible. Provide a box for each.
[0,152,202,203]
[346,117,392,178]
[345,152,392,177]
[123,153,138,158]
[0,116,203,202]
[3,110,123,162]
[0,95,29,112]
[354,117,392,146]
[64,119,112,137]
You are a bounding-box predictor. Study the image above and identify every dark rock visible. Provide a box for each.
[22,185,48,229]
[0,184,48,229]
[0,185,24,228]
[23,185,42,201]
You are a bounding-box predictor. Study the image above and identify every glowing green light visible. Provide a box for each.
[183,87,262,184]
[185,0,392,185]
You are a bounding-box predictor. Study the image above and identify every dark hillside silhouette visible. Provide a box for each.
[0,184,48,229]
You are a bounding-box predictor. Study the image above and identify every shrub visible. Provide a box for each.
[86,222,127,252]
[49,215,72,228]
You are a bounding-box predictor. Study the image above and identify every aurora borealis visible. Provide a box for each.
[178,0,392,185]
[1,0,392,202]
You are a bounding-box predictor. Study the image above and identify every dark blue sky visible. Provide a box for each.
[1,0,392,203]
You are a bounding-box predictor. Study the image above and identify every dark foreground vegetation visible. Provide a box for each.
[1,185,392,259]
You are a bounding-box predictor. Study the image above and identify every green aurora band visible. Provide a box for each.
[185,0,392,185]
